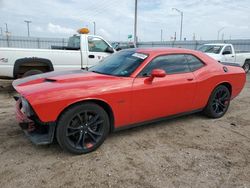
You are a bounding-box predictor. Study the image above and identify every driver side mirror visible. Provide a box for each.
[106,46,115,53]
[222,51,231,55]
[146,69,166,82]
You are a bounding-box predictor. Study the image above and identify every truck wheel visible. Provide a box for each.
[243,62,250,73]
[22,69,43,77]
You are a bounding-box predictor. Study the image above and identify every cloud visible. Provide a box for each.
[0,0,250,40]
[47,23,75,34]
[34,26,43,32]
[98,28,111,40]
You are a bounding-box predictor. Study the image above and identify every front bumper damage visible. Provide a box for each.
[15,97,56,145]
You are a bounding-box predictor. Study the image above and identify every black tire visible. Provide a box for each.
[243,61,250,73]
[203,85,231,118]
[56,103,110,154]
[22,69,43,77]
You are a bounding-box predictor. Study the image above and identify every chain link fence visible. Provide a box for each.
[137,39,250,52]
[1,35,250,52]
[0,35,68,49]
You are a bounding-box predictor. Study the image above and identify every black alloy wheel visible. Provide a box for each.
[56,103,110,154]
[204,85,231,118]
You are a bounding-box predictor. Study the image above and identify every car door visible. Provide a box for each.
[131,54,197,124]
[87,36,113,67]
[222,45,235,62]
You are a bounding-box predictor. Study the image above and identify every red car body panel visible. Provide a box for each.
[13,48,246,129]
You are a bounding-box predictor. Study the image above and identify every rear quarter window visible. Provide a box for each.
[185,55,205,71]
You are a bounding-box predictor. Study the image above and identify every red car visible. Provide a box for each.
[13,48,246,154]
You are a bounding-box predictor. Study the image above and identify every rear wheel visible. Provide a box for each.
[203,85,231,118]
[22,69,43,77]
[56,103,110,154]
[243,61,250,73]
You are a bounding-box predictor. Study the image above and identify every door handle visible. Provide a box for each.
[187,78,194,81]
[88,55,95,58]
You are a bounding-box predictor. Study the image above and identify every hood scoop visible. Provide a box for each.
[44,78,57,82]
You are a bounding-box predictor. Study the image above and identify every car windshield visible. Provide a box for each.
[198,45,223,54]
[89,50,148,77]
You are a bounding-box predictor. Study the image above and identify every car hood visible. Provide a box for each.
[13,69,130,97]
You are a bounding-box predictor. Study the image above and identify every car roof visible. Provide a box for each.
[135,47,199,55]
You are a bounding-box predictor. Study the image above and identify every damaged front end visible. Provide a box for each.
[15,96,56,145]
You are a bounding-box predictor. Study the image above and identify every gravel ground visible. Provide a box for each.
[0,76,249,188]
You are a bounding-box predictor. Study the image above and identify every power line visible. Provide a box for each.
[80,0,118,18]
[85,0,120,18]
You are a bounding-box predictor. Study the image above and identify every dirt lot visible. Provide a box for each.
[0,76,249,188]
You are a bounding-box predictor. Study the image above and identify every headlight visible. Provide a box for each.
[21,97,34,117]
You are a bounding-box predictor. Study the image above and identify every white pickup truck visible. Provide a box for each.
[0,28,115,78]
[199,43,250,73]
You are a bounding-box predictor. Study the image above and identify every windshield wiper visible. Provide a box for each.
[91,70,114,76]
[91,70,104,74]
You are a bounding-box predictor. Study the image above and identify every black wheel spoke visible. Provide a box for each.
[67,130,80,137]
[221,92,228,100]
[82,133,86,147]
[215,105,219,113]
[88,114,100,125]
[218,101,225,108]
[76,132,83,146]
[77,113,83,124]
[88,127,102,136]
[217,104,223,112]
[68,126,81,130]
[89,120,104,128]
[87,131,98,143]
[84,111,88,123]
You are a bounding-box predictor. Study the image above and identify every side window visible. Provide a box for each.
[68,36,80,49]
[223,46,232,54]
[88,37,109,53]
[185,55,205,71]
[140,54,190,76]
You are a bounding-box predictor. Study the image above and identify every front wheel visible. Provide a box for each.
[203,85,231,118]
[243,62,250,73]
[56,103,110,154]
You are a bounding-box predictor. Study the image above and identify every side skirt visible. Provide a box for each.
[114,108,203,132]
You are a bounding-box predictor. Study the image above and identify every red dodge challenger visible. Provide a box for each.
[13,48,246,154]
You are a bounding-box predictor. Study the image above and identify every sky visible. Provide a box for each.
[0,0,250,41]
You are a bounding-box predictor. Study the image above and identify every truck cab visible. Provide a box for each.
[0,28,115,78]
[198,43,250,73]
[198,44,235,62]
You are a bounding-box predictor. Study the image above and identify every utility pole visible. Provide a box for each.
[193,33,196,41]
[134,0,138,47]
[172,8,183,41]
[160,29,163,42]
[5,23,8,34]
[217,27,225,40]
[24,20,32,37]
[93,21,96,35]
[0,27,2,36]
